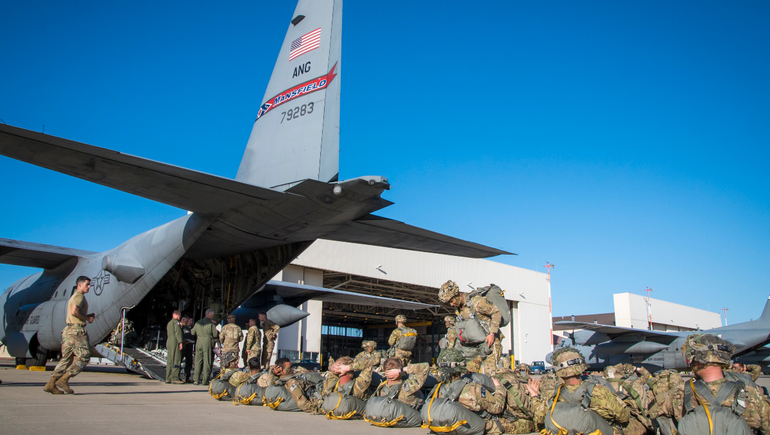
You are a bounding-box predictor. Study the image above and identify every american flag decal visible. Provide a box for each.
[289,27,321,61]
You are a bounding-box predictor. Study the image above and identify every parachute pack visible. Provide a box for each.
[455,284,510,345]
[364,383,423,428]
[467,284,511,327]
[263,382,302,412]
[322,391,366,420]
[234,378,265,406]
[677,378,750,435]
[395,326,418,352]
[209,371,237,401]
[543,382,613,435]
[421,378,487,435]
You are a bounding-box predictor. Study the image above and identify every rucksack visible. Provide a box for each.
[321,376,366,419]
[395,326,418,352]
[677,378,750,435]
[543,382,613,435]
[421,378,488,435]
[234,377,265,406]
[209,371,236,400]
[263,380,302,412]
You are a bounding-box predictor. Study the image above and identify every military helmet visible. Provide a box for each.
[551,347,588,378]
[438,280,460,304]
[443,315,456,326]
[515,363,531,373]
[221,351,238,367]
[682,333,734,367]
[395,315,407,324]
[435,348,467,378]
[362,340,377,349]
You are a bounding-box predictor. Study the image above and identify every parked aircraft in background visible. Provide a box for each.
[547,295,770,372]
[0,0,507,367]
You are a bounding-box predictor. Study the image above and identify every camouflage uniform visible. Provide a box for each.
[443,316,459,349]
[52,291,90,380]
[352,341,381,371]
[387,325,414,365]
[652,334,770,433]
[191,317,219,384]
[745,364,762,382]
[219,322,242,356]
[165,318,184,382]
[438,280,504,374]
[329,363,375,400]
[260,318,280,367]
[532,347,629,435]
[285,375,325,414]
[373,362,430,408]
[242,325,261,363]
[493,368,538,434]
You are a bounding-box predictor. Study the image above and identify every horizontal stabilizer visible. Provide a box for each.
[0,124,287,215]
[322,214,512,259]
[0,238,97,269]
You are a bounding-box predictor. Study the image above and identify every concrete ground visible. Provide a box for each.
[1,359,767,435]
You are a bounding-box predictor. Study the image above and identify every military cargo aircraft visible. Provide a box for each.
[0,0,509,367]
[547,295,770,372]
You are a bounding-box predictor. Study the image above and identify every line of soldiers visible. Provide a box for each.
[165,309,280,385]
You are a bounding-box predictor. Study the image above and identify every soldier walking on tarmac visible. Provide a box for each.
[165,310,185,384]
[191,309,219,385]
[44,276,96,395]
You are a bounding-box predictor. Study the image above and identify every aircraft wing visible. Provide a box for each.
[322,214,512,258]
[0,238,97,269]
[554,321,681,340]
[0,124,289,215]
[245,280,439,311]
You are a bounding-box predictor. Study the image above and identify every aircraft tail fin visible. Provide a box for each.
[236,0,342,191]
[759,295,770,323]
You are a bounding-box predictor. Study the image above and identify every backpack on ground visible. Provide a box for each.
[263,382,302,412]
[234,379,265,405]
[209,371,236,400]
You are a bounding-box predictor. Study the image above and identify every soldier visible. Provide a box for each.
[373,357,430,408]
[494,366,539,434]
[387,315,417,365]
[431,349,508,434]
[259,311,280,367]
[242,318,261,365]
[329,355,376,399]
[219,314,242,364]
[191,309,219,385]
[527,346,629,435]
[650,334,770,433]
[442,315,458,349]
[730,359,763,383]
[181,316,194,383]
[352,340,381,371]
[438,280,504,375]
[44,276,96,395]
[165,310,185,384]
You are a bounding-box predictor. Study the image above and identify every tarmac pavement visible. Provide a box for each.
[1,359,767,435]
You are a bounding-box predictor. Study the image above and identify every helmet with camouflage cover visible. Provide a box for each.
[221,351,238,367]
[443,315,456,326]
[362,340,377,349]
[515,363,531,374]
[435,348,467,379]
[551,347,588,378]
[395,315,407,324]
[682,333,734,367]
[438,280,460,304]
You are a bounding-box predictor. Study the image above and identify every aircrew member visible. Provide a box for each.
[191,308,219,385]
[165,310,185,384]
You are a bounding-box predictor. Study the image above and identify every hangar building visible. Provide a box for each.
[271,239,554,366]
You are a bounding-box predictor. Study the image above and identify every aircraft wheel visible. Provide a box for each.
[27,347,48,367]
[15,357,26,367]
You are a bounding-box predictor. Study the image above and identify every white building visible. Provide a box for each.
[273,239,553,366]
[613,292,722,331]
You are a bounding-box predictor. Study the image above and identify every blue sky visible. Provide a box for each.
[1,1,769,325]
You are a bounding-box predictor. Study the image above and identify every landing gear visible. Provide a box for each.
[27,346,49,367]
[15,357,26,367]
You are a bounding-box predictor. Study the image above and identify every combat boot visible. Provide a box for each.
[56,372,75,394]
[43,374,63,394]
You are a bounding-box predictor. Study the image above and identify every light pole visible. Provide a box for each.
[722,307,728,326]
[644,287,653,331]
[544,262,555,350]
